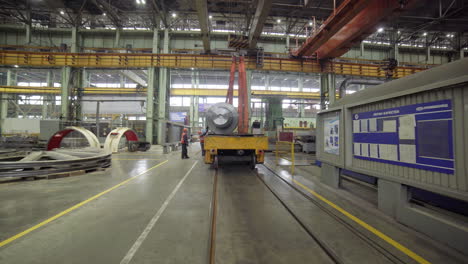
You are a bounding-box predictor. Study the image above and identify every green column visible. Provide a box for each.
[146,67,157,143]
[42,71,53,119]
[146,28,159,144]
[265,97,283,131]
[298,76,305,117]
[320,73,336,109]
[61,66,71,120]
[157,29,170,145]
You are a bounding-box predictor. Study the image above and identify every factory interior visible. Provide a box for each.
[1,0,468,263]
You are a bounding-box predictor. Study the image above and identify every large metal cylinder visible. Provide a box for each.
[206,102,238,134]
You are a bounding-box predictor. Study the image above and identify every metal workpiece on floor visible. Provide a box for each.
[0,147,111,178]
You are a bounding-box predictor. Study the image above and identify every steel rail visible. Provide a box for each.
[259,163,406,264]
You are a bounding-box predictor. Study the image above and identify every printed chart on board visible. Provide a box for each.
[324,116,340,155]
[352,100,454,174]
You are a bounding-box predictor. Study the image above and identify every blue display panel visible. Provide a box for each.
[352,100,454,174]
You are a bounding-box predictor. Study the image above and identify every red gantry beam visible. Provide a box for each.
[293,0,415,59]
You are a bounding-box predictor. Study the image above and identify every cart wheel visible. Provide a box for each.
[211,155,219,170]
[249,154,256,170]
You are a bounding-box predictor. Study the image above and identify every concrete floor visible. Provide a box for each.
[0,146,466,263]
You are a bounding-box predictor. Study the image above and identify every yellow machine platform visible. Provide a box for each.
[204,135,268,168]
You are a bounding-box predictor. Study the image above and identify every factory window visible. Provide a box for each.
[170,96,191,106]
[18,95,42,105]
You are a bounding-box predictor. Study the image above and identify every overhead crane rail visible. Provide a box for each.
[0,50,427,78]
[0,86,322,99]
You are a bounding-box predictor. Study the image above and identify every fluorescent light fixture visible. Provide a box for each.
[172,13,177,18]
[423,32,427,36]
[60,10,65,15]
[209,15,212,19]
[377,27,384,33]
[136,0,141,4]
[397,31,401,34]
[277,19,281,23]
[14,65,19,68]
[103,12,106,16]
[309,22,313,26]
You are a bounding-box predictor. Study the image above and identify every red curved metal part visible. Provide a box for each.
[123,130,138,142]
[47,129,73,151]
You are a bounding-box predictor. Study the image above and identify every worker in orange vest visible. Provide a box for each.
[181,128,189,159]
[198,127,209,156]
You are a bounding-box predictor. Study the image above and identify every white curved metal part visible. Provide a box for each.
[47,126,100,151]
[68,126,101,149]
[104,127,139,153]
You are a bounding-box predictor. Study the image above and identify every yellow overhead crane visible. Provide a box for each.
[0,50,428,78]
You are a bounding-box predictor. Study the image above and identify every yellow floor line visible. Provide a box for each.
[292,179,431,264]
[0,159,169,248]
[113,159,163,161]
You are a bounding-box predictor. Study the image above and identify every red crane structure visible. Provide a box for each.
[292,0,416,60]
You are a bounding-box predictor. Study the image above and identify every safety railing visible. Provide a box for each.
[275,141,295,175]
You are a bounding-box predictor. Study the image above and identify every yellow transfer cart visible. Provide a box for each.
[204,135,268,169]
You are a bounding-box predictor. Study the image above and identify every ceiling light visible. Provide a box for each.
[377,27,384,33]
[209,15,213,19]
[277,19,281,23]
[103,12,106,16]
[309,22,313,26]
[172,13,177,18]
[423,32,427,36]
[397,31,401,34]
[60,10,65,15]
[14,65,19,68]
[136,0,141,4]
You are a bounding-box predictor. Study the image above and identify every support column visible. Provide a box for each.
[1,70,15,120]
[146,28,160,144]
[71,26,79,53]
[157,29,170,145]
[115,28,121,48]
[61,66,71,120]
[25,24,32,45]
[42,71,54,119]
[298,76,305,117]
[75,69,84,121]
[8,70,18,118]
[320,73,336,109]
[190,71,200,128]
[389,30,399,64]
[265,75,270,90]
[285,35,290,52]
[360,41,365,57]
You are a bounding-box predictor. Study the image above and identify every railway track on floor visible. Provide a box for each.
[208,169,219,264]
[207,162,409,264]
[257,164,407,264]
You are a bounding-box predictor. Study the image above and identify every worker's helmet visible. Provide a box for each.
[183,128,188,132]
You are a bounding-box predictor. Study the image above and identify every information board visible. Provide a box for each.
[324,116,340,155]
[170,112,187,123]
[352,100,454,174]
